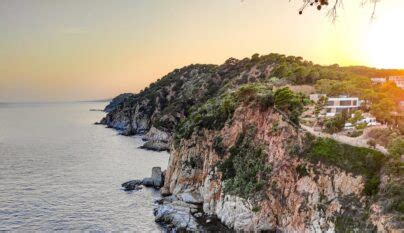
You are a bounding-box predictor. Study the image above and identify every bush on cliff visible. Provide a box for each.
[274,87,305,125]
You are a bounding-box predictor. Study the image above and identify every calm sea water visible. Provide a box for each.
[0,102,169,231]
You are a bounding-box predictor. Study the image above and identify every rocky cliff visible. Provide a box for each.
[162,83,403,232]
[100,53,342,149]
[102,53,403,231]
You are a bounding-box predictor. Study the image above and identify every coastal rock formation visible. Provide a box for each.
[121,180,143,191]
[140,127,170,151]
[122,167,164,190]
[103,53,403,231]
[100,55,277,149]
[154,196,200,231]
[161,102,399,232]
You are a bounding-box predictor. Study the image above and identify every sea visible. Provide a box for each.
[0,102,169,231]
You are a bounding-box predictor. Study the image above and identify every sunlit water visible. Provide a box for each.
[0,102,169,231]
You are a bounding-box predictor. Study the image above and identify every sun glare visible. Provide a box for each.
[365,9,404,69]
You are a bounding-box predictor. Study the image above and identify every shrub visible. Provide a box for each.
[257,92,274,110]
[388,138,404,158]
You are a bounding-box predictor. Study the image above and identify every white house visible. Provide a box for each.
[371,77,387,84]
[325,96,361,117]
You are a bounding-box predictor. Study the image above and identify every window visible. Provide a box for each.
[340,100,352,106]
[327,101,334,106]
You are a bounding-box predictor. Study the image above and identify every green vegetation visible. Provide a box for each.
[174,91,238,144]
[274,87,305,125]
[387,138,404,158]
[174,83,307,145]
[347,110,363,125]
[302,134,386,196]
[323,112,348,134]
[217,127,271,199]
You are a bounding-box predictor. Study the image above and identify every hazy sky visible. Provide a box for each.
[1,0,403,102]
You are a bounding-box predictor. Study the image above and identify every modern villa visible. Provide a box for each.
[371,77,387,84]
[325,96,361,117]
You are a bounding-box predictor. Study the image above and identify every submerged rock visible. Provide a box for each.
[139,140,170,151]
[122,167,164,191]
[121,179,143,191]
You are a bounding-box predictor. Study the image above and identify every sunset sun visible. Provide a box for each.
[365,9,404,69]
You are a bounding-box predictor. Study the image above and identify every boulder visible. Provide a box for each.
[140,140,170,151]
[142,127,170,142]
[121,180,143,191]
[142,177,155,187]
[151,167,164,187]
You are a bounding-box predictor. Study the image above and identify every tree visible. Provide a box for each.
[297,0,379,21]
[370,98,396,123]
[324,111,348,134]
[274,87,304,124]
[314,96,328,116]
[315,79,345,96]
[348,110,364,125]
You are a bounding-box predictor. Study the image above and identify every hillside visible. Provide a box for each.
[100,53,403,231]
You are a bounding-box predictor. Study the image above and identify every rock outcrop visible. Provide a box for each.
[121,167,164,190]
[161,103,398,232]
[104,93,136,113]
[140,127,170,151]
[103,53,402,231]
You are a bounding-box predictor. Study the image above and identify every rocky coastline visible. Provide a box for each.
[122,167,229,231]
[101,53,403,232]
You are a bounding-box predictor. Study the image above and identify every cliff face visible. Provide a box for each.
[163,104,375,232]
[101,53,402,231]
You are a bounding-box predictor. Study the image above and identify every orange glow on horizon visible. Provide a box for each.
[364,9,404,69]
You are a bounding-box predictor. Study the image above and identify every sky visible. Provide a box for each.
[1,0,404,102]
